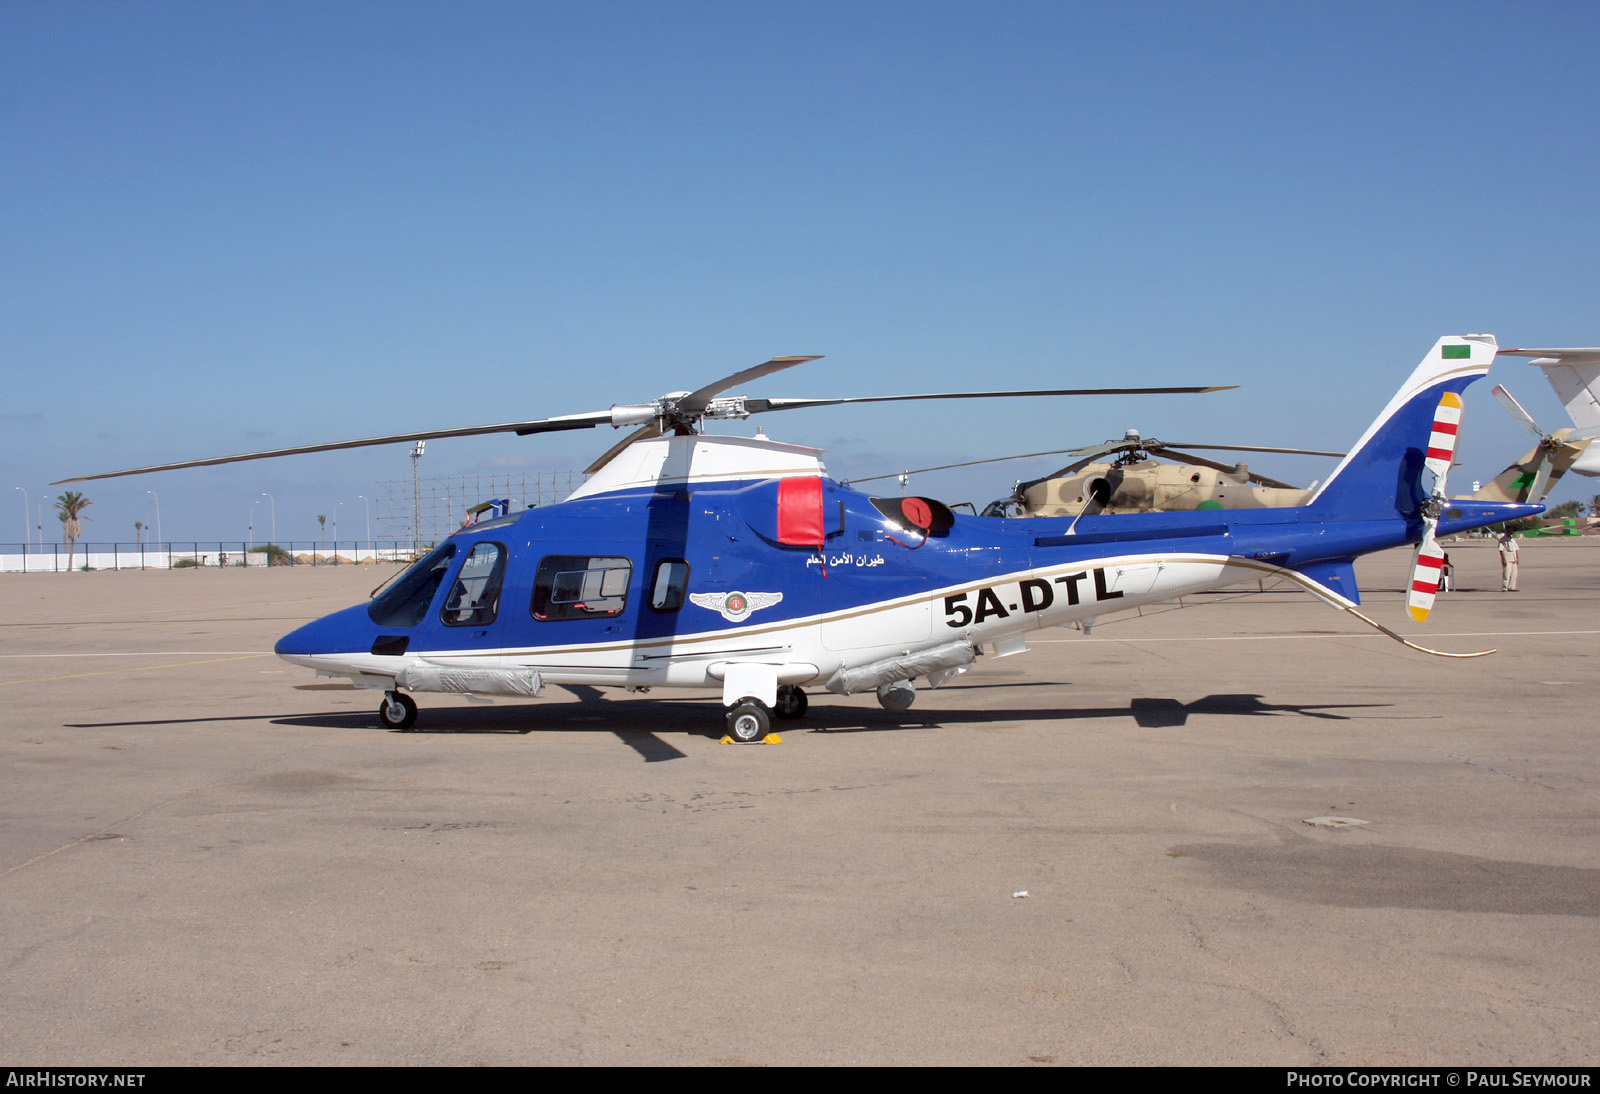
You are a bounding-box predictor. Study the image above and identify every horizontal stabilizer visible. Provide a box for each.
[1290,558,1360,606]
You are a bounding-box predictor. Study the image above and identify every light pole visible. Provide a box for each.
[332,501,343,564]
[146,490,161,551]
[14,487,28,550]
[357,494,371,555]
[261,493,275,547]
[249,498,260,553]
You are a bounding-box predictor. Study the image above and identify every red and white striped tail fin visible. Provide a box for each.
[1407,540,1447,622]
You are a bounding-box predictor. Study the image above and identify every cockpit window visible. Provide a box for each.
[441,542,506,627]
[531,555,632,621]
[368,542,457,628]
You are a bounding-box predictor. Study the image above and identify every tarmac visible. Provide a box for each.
[1,539,1596,1066]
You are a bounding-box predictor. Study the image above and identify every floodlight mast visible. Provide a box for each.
[410,442,426,558]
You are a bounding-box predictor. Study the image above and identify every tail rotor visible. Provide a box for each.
[1406,392,1463,622]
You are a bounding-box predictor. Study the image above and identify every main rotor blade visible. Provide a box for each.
[677,356,824,415]
[52,411,614,484]
[1497,347,1600,361]
[1155,448,1304,490]
[843,446,1103,486]
[1491,385,1545,439]
[1016,444,1135,490]
[584,422,663,475]
[55,362,1233,486]
[1156,442,1345,458]
[848,432,1338,491]
[748,385,1236,414]
[53,353,826,484]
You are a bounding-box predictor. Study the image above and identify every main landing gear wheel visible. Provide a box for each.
[725,699,772,742]
[774,685,808,720]
[379,691,418,731]
[877,679,916,712]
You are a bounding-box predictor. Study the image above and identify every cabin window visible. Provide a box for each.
[649,559,690,612]
[531,555,632,621]
[368,542,458,628]
[441,542,507,627]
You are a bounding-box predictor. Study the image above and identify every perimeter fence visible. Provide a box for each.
[0,542,422,573]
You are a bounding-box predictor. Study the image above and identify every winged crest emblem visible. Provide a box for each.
[688,590,784,623]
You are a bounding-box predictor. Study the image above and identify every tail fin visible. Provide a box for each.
[1305,335,1496,520]
[1471,435,1585,503]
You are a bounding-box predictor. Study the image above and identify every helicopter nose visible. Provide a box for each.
[274,619,322,661]
[275,603,380,665]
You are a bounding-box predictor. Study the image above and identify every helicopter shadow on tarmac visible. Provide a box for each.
[61,686,1389,762]
[241,680,1391,760]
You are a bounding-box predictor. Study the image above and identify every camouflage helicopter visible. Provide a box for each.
[863,415,1584,520]
[848,431,1343,518]
[856,351,1600,518]
[1465,381,1600,504]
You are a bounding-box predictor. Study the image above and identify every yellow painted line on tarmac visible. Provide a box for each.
[0,653,271,686]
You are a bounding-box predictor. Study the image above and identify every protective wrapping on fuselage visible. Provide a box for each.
[396,661,544,697]
[824,637,975,695]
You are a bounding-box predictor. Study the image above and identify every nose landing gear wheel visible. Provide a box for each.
[379,691,418,731]
[725,699,772,742]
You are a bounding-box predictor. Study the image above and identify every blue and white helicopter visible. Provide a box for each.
[60,336,1538,739]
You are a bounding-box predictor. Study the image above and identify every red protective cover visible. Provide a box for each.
[776,476,825,547]
[901,497,933,531]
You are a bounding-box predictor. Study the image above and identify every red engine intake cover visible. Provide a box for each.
[776,476,825,547]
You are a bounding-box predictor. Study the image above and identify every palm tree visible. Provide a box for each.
[134,520,144,548]
[55,491,92,571]
[317,514,327,565]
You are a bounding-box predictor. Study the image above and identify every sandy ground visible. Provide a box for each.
[1,539,1596,1065]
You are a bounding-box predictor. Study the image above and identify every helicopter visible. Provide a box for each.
[846,433,1344,517]
[1457,347,1600,505]
[1495,347,1600,485]
[1464,385,1591,505]
[853,361,1594,516]
[58,338,1539,740]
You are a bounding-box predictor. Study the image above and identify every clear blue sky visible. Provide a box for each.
[4,0,1598,545]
